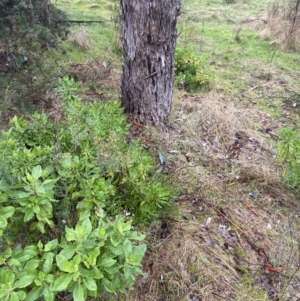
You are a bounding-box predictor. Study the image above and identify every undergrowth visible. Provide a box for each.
[278,127,300,195]
[0,77,176,300]
[175,47,212,92]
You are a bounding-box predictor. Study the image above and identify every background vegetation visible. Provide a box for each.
[0,0,300,300]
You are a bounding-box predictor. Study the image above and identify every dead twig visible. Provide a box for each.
[243,81,276,95]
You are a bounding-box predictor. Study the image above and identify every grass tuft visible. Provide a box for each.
[71,28,92,49]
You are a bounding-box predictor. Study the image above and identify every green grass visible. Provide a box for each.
[54,0,120,62]
[1,0,300,300]
[177,0,300,123]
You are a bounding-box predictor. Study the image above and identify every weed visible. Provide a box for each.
[0,77,176,299]
[278,127,300,194]
[175,47,213,92]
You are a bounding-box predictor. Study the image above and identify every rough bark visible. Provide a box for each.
[120,0,180,125]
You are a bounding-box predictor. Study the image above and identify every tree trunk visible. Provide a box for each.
[120,0,180,125]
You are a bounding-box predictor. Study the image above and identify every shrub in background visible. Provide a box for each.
[0,77,176,300]
[175,47,213,92]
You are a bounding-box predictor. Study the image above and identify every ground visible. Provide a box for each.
[0,0,300,300]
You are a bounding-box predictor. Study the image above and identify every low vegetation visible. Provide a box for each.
[0,0,300,300]
[0,77,174,300]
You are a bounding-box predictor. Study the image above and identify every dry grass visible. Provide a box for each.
[71,28,92,49]
[124,90,300,301]
[69,59,112,82]
[68,59,121,94]
[258,1,300,50]
[130,194,300,300]
[147,90,277,193]
[88,4,101,9]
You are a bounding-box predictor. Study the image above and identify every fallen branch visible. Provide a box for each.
[243,80,276,95]
[55,19,104,24]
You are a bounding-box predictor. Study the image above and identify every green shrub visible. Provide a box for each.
[278,128,300,193]
[0,76,176,300]
[0,216,146,301]
[175,47,213,92]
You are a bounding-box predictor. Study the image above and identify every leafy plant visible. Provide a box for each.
[175,47,213,92]
[278,128,300,193]
[0,76,176,300]
[0,217,146,301]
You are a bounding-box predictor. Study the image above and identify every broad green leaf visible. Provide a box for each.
[114,276,125,293]
[43,286,54,301]
[128,231,146,241]
[0,289,8,299]
[9,292,20,301]
[73,282,85,301]
[42,179,57,191]
[45,274,54,283]
[42,253,54,274]
[108,245,123,256]
[51,273,73,292]
[0,269,15,285]
[37,240,43,250]
[76,200,93,210]
[73,254,81,265]
[31,166,42,180]
[78,209,90,221]
[35,221,45,234]
[33,205,40,214]
[44,239,58,252]
[56,255,77,273]
[56,254,71,272]
[75,224,85,239]
[101,278,115,293]
[0,216,7,229]
[92,268,104,280]
[8,258,20,267]
[44,218,54,228]
[104,265,120,275]
[110,233,122,247]
[123,264,136,283]
[15,246,38,263]
[82,238,98,249]
[83,277,97,291]
[86,247,100,266]
[97,225,106,238]
[61,157,72,169]
[123,239,132,256]
[65,227,77,241]
[24,259,40,271]
[16,291,26,301]
[64,262,78,273]
[13,191,31,200]
[81,218,92,236]
[24,286,43,301]
[115,216,132,234]
[98,256,116,267]
[72,271,80,281]
[60,245,77,259]
[24,245,38,254]
[5,247,12,258]
[38,202,52,218]
[24,209,35,222]
[0,206,15,218]
[15,274,36,288]
[127,244,146,266]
